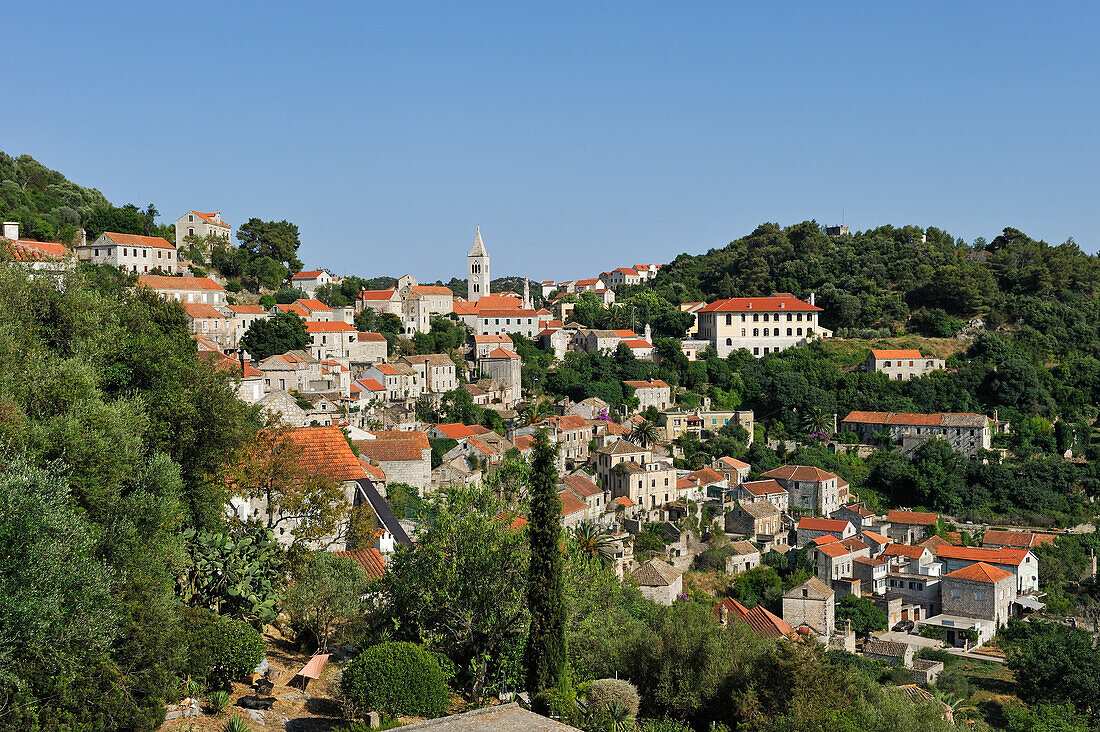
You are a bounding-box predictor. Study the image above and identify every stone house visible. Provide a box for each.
[479,348,522,406]
[831,503,876,531]
[363,362,421,402]
[475,309,543,338]
[782,577,835,638]
[472,334,514,359]
[737,479,789,512]
[863,639,914,667]
[294,298,334,321]
[257,390,310,427]
[920,562,1016,647]
[859,530,894,558]
[174,210,231,249]
[355,431,432,495]
[595,441,652,490]
[809,538,861,584]
[761,465,850,516]
[726,501,782,543]
[559,489,589,528]
[885,510,940,543]
[852,555,889,595]
[695,293,828,358]
[400,354,458,394]
[77,232,179,274]
[724,540,761,575]
[137,274,226,306]
[182,303,229,347]
[796,517,856,545]
[559,474,604,520]
[840,411,992,457]
[350,331,389,365]
[624,379,671,413]
[603,267,643,289]
[935,545,1039,595]
[866,349,945,381]
[880,544,939,575]
[565,396,611,421]
[713,456,750,486]
[659,409,755,442]
[611,460,678,516]
[981,529,1056,550]
[305,320,359,361]
[290,269,333,297]
[632,558,683,605]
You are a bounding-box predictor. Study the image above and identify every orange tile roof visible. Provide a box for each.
[842,411,988,427]
[102,232,175,249]
[474,334,513,344]
[881,544,929,559]
[485,347,520,359]
[554,414,591,431]
[983,529,1056,549]
[623,339,653,349]
[714,597,794,639]
[333,549,386,579]
[513,434,536,451]
[356,431,430,463]
[357,331,387,342]
[815,542,853,558]
[410,285,454,296]
[840,503,875,518]
[716,456,751,470]
[797,517,851,532]
[614,496,634,508]
[623,379,670,389]
[699,295,820,313]
[762,465,839,483]
[358,288,397,300]
[479,309,539,318]
[861,531,892,545]
[182,302,225,318]
[937,544,1031,566]
[227,304,268,314]
[359,458,386,481]
[296,298,332,311]
[558,490,588,516]
[4,238,72,260]
[434,423,482,440]
[886,510,939,526]
[560,474,601,498]
[840,536,869,552]
[687,468,724,485]
[275,302,310,317]
[138,274,223,290]
[190,211,228,227]
[871,349,924,359]
[812,535,840,545]
[352,377,385,393]
[946,562,1013,583]
[305,320,356,332]
[287,426,369,481]
[292,269,327,279]
[742,479,786,496]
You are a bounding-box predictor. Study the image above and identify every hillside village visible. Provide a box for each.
[5,174,1100,731]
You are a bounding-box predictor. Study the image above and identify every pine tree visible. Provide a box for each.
[523,429,566,697]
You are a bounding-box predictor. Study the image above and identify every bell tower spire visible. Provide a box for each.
[467,226,490,303]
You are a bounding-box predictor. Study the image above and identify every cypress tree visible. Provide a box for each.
[523,429,566,697]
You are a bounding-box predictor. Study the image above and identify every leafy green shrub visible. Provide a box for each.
[210,617,266,689]
[634,530,665,553]
[180,605,222,686]
[339,641,449,718]
[585,678,640,717]
[206,689,231,713]
[226,279,242,292]
[915,647,954,665]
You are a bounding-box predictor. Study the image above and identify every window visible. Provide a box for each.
[797,327,803,335]
[123,248,128,256]
[797,313,803,321]
[143,249,147,257]
[725,337,732,346]
[787,313,792,321]
[725,313,732,326]
[753,328,759,337]
[753,347,760,355]
[885,361,892,367]
[975,591,985,601]
[188,214,194,222]
[786,328,792,336]
[753,314,759,322]
[740,314,746,322]
[741,328,746,336]
[188,227,194,236]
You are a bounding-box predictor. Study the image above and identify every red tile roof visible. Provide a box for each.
[881,544,929,559]
[560,474,601,498]
[871,349,924,359]
[946,562,1013,583]
[761,465,839,483]
[623,380,670,389]
[305,320,356,332]
[716,456,751,470]
[936,544,1031,567]
[358,288,397,301]
[842,411,988,427]
[474,334,513,344]
[614,496,635,508]
[227,304,268,314]
[687,468,724,486]
[287,426,369,481]
[797,517,851,532]
[102,232,175,250]
[182,302,225,318]
[714,597,794,639]
[3,238,72,260]
[554,414,590,432]
[275,302,310,317]
[623,340,653,349]
[742,479,786,496]
[352,378,385,394]
[410,285,454,296]
[296,298,332,311]
[983,529,1056,549]
[513,434,536,451]
[434,423,483,440]
[485,347,521,359]
[357,331,388,342]
[886,510,939,526]
[356,431,430,463]
[815,542,853,558]
[699,295,820,313]
[293,270,327,279]
[812,535,840,545]
[333,549,386,579]
[558,490,588,517]
[138,274,223,291]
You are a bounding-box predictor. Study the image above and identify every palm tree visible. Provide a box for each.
[573,521,616,567]
[628,419,657,449]
[522,400,551,426]
[801,406,832,436]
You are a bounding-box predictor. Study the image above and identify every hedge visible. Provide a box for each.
[340,641,449,718]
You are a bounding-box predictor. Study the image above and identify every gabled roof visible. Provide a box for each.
[632,558,682,587]
[871,349,924,359]
[840,536,868,552]
[714,597,794,639]
[187,210,229,227]
[138,274,223,291]
[3,238,72,261]
[305,320,356,332]
[275,302,310,317]
[623,379,669,389]
[920,535,953,551]
[296,298,332,311]
[784,576,834,600]
[886,510,939,526]
[485,347,521,359]
[410,285,454,296]
[864,638,911,658]
[286,426,368,481]
[715,456,751,470]
[840,503,875,518]
[881,544,930,560]
[842,411,989,428]
[101,232,175,249]
[358,331,388,342]
[352,377,385,393]
[623,339,653,349]
[356,431,430,463]
[741,479,786,496]
[433,423,485,440]
[292,269,327,279]
[983,529,1056,549]
[797,517,851,533]
[560,474,601,498]
[737,500,779,519]
[358,287,397,301]
[227,304,268,314]
[558,490,588,517]
[687,468,724,486]
[333,549,386,579]
[699,295,820,313]
[474,334,513,344]
[937,544,1031,567]
[761,465,839,483]
[614,496,635,508]
[861,530,892,546]
[815,542,853,558]
[181,302,225,319]
[945,562,1013,583]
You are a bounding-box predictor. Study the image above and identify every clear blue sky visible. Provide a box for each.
[5,2,1098,280]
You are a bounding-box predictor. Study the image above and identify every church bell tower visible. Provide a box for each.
[467,226,490,302]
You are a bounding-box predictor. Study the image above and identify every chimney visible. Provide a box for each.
[80,228,87,247]
[2,222,18,241]
[809,292,816,307]
[644,323,652,342]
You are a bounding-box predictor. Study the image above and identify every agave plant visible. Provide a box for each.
[573,521,616,567]
[223,715,253,732]
[205,689,231,714]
